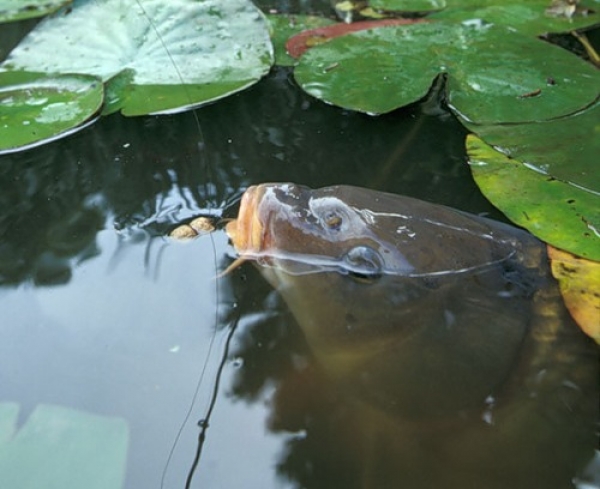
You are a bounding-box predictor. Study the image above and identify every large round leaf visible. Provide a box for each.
[461,101,600,193]
[432,1,600,36]
[0,71,102,154]
[1,0,273,116]
[285,19,424,59]
[294,22,600,122]
[466,134,600,261]
[267,14,336,67]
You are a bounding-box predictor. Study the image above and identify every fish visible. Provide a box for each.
[226,183,598,488]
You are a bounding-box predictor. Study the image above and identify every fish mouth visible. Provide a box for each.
[226,185,268,255]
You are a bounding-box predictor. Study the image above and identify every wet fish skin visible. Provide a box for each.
[226,183,599,488]
[227,183,593,417]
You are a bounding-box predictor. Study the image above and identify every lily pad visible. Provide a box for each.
[466,134,600,261]
[1,0,273,116]
[370,0,446,12]
[432,1,600,36]
[548,245,600,344]
[294,22,600,122]
[0,403,128,489]
[461,101,600,193]
[286,19,424,59]
[267,14,336,67]
[0,71,103,154]
[0,0,71,23]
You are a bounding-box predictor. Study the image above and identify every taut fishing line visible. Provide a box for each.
[127,1,235,487]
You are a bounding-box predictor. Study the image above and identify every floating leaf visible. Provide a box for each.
[432,1,600,36]
[0,0,71,23]
[461,101,600,193]
[294,22,600,121]
[0,403,128,489]
[370,0,446,12]
[1,0,273,116]
[267,14,336,66]
[286,19,424,59]
[466,134,600,261]
[0,71,103,154]
[547,245,600,344]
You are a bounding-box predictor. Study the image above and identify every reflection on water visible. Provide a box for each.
[227,265,599,489]
[0,25,598,489]
[0,64,489,286]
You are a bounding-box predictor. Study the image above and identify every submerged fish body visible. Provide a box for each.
[227,183,594,414]
[226,183,598,487]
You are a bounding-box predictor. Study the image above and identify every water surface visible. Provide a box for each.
[0,8,598,489]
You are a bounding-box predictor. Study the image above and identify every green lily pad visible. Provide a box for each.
[0,0,71,23]
[466,134,600,261]
[0,71,103,154]
[1,0,273,116]
[286,19,425,59]
[461,101,600,193]
[293,21,600,122]
[432,1,600,37]
[370,0,446,12]
[0,402,128,489]
[267,14,336,67]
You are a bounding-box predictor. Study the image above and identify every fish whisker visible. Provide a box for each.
[215,256,247,279]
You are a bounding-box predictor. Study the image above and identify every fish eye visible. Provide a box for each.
[323,211,343,230]
[342,246,383,283]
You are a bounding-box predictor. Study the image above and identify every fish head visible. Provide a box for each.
[227,182,522,277]
[226,183,538,418]
[227,183,407,277]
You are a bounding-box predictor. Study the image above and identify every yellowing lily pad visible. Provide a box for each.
[547,245,600,344]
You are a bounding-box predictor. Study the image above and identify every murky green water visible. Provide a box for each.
[1,4,599,489]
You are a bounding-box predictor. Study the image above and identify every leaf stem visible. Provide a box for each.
[571,30,600,68]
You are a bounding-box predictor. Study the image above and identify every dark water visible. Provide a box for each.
[1,5,599,489]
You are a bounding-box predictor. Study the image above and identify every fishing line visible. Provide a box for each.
[159,261,222,489]
[128,1,232,487]
[159,231,224,489]
[184,300,243,489]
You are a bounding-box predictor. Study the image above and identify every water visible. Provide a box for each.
[0,4,598,489]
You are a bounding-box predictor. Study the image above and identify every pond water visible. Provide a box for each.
[1,3,599,489]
